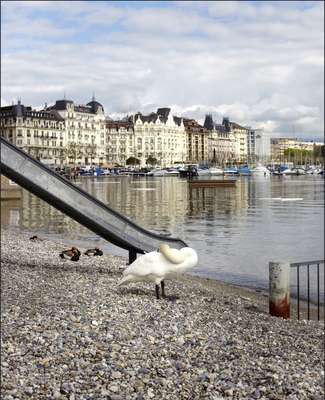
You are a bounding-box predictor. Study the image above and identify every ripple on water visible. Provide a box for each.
[0,175,323,292]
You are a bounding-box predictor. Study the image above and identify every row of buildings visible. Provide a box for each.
[0,97,320,168]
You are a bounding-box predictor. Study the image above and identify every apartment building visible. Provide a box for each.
[133,108,186,167]
[1,98,269,168]
[204,115,235,165]
[0,100,65,165]
[224,118,249,163]
[0,97,107,166]
[105,119,134,166]
[47,97,106,166]
[271,137,324,161]
[247,128,270,163]
[106,108,187,167]
[183,118,209,164]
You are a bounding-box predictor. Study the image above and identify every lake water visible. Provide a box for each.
[1,174,324,296]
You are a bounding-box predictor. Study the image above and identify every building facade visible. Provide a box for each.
[204,115,235,165]
[247,128,270,163]
[106,108,187,167]
[0,100,65,165]
[271,137,324,162]
[1,98,271,169]
[225,118,249,163]
[132,108,186,167]
[183,118,209,164]
[105,120,135,166]
[47,97,107,166]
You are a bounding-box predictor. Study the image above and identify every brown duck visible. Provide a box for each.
[59,247,81,261]
[84,247,103,256]
[29,235,43,241]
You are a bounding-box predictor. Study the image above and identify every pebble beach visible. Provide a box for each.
[1,227,324,400]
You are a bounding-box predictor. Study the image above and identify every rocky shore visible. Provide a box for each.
[1,227,324,400]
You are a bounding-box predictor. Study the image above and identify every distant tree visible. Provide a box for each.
[126,156,140,166]
[146,156,158,166]
[66,142,84,168]
[284,148,313,165]
[313,145,324,160]
[85,143,97,166]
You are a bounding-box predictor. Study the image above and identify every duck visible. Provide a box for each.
[84,247,103,256]
[117,243,198,299]
[59,247,81,262]
[29,235,43,241]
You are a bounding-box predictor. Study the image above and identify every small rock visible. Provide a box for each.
[112,371,122,379]
[109,385,119,393]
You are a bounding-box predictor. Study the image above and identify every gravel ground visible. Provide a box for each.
[1,227,324,400]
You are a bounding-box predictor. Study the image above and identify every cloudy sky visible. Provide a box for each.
[1,1,324,138]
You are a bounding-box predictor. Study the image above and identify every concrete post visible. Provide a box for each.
[269,262,290,319]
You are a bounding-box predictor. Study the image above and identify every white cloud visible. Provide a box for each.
[1,1,323,138]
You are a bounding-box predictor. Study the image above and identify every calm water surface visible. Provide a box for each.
[1,175,324,293]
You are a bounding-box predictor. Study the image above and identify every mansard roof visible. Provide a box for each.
[157,107,171,119]
[229,121,248,130]
[86,100,104,113]
[49,98,104,114]
[203,115,248,133]
[0,102,64,121]
[74,105,94,113]
[132,108,183,126]
[183,118,209,134]
[50,99,74,110]
[214,124,228,133]
[106,119,134,130]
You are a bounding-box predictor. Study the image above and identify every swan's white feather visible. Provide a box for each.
[117,245,198,287]
[159,244,186,264]
[122,252,168,277]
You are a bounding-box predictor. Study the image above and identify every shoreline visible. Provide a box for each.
[1,223,271,298]
[1,223,322,311]
[1,227,324,399]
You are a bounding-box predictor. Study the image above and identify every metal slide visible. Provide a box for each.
[0,137,187,262]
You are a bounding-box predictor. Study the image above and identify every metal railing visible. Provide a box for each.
[290,260,324,320]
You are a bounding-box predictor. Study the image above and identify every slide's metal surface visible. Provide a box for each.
[0,137,187,254]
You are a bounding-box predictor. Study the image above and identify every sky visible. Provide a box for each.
[1,0,324,139]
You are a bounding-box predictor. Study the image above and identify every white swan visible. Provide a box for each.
[117,243,198,299]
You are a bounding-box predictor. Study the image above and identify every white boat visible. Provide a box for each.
[292,168,306,175]
[165,168,179,176]
[251,164,271,175]
[197,168,210,176]
[209,167,224,175]
[147,168,168,176]
[223,167,239,175]
[281,168,296,175]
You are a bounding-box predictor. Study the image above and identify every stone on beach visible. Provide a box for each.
[1,227,324,400]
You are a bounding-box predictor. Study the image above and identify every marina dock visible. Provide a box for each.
[188,179,237,188]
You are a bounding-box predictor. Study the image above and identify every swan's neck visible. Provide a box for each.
[159,244,185,264]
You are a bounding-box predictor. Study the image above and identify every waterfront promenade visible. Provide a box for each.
[1,227,324,399]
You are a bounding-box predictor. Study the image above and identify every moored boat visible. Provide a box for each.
[238,166,251,175]
[224,167,239,175]
[251,164,271,175]
[209,167,224,175]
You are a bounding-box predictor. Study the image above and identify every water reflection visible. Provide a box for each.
[1,175,324,294]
